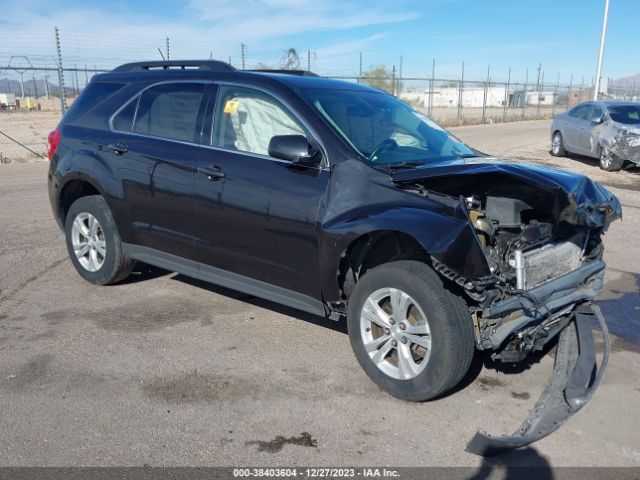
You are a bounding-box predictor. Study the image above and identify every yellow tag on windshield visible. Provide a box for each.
[224,99,239,114]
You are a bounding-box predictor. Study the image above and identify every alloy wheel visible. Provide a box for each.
[360,287,432,380]
[600,148,613,169]
[71,212,106,272]
[552,133,562,155]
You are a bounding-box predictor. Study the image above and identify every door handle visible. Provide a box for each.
[198,165,225,180]
[107,143,128,155]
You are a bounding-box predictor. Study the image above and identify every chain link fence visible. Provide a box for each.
[0,67,593,164]
[0,65,108,162]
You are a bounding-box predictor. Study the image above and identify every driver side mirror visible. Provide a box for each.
[592,116,604,124]
[268,135,321,167]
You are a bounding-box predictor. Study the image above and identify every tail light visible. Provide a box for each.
[47,128,61,161]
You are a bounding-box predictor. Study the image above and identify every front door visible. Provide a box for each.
[192,84,329,298]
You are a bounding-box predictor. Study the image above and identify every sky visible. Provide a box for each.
[0,0,638,84]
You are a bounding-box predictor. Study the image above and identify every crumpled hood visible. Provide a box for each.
[391,158,623,228]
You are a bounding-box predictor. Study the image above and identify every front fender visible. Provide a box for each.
[319,204,490,301]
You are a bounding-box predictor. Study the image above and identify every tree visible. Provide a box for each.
[361,65,393,93]
[280,48,301,70]
[255,62,275,70]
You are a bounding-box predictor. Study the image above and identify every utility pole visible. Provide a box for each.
[482,65,490,124]
[32,73,38,98]
[241,43,246,70]
[307,49,311,71]
[522,69,528,120]
[166,37,170,61]
[537,70,544,118]
[74,64,80,96]
[19,72,25,98]
[568,73,573,108]
[457,62,464,123]
[594,0,610,100]
[44,74,50,98]
[428,58,435,117]
[358,52,363,84]
[391,65,397,97]
[55,26,66,114]
[503,66,511,123]
[398,56,403,95]
[553,73,560,116]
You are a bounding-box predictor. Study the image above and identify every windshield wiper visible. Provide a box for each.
[383,161,426,171]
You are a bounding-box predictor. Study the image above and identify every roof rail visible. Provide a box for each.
[112,60,235,73]
[249,69,319,77]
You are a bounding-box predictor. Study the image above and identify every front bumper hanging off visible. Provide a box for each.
[466,303,610,456]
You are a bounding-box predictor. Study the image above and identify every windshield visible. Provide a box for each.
[608,105,640,125]
[300,88,476,167]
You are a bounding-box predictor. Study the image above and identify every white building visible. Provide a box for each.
[401,87,508,108]
[510,90,558,107]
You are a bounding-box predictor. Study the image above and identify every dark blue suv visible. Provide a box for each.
[48,60,621,455]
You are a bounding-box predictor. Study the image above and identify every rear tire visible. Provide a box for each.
[551,131,566,157]
[599,146,624,171]
[347,261,474,401]
[64,195,134,285]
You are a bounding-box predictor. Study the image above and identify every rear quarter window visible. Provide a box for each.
[64,82,126,122]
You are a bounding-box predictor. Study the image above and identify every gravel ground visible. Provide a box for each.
[0,120,638,468]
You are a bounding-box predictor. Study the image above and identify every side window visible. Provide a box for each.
[569,105,591,120]
[133,83,206,142]
[211,86,307,157]
[589,106,603,122]
[112,99,137,131]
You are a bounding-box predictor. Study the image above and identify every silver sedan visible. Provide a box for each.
[551,100,640,171]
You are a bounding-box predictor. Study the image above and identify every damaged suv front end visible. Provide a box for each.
[392,161,621,454]
[301,84,621,455]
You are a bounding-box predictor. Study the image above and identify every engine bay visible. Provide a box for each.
[399,170,611,363]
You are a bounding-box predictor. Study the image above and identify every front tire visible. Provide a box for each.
[551,131,566,157]
[599,145,624,171]
[347,261,474,401]
[64,195,134,285]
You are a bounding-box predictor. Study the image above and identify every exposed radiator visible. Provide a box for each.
[514,240,583,290]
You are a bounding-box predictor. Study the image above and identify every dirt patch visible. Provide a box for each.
[245,432,317,453]
[5,353,54,391]
[142,369,378,404]
[477,376,506,390]
[511,391,531,400]
[142,371,253,403]
[41,294,244,333]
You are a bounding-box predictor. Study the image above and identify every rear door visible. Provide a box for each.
[192,84,329,298]
[563,104,592,153]
[580,104,604,155]
[108,81,209,258]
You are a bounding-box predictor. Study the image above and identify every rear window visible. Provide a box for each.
[133,83,206,142]
[568,104,591,120]
[64,81,126,122]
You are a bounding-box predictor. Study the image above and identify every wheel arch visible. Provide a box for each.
[336,230,431,300]
[320,207,491,304]
[58,176,105,225]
